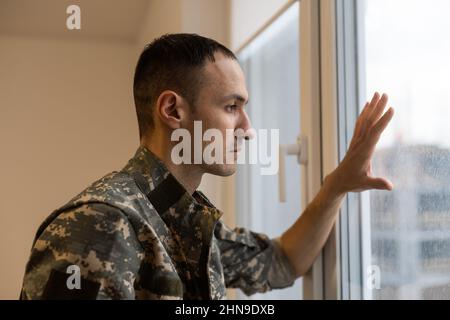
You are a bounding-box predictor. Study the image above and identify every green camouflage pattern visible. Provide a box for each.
[20,146,297,299]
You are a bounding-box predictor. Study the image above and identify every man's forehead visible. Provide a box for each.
[202,54,248,102]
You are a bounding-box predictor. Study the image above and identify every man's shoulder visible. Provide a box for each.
[31,168,159,251]
[32,170,152,244]
[83,170,137,197]
[65,170,146,212]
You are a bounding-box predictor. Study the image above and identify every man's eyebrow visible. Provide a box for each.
[221,94,249,105]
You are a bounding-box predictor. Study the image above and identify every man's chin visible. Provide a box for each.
[202,163,237,177]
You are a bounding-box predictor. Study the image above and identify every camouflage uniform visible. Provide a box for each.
[20,146,297,300]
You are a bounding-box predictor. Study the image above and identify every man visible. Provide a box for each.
[20,33,394,300]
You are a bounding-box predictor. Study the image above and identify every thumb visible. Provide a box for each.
[366,177,394,191]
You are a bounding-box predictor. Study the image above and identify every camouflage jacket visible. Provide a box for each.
[20,146,297,300]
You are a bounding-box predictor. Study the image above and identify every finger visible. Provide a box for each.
[367,92,381,115]
[370,107,395,143]
[367,93,389,129]
[366,176,394,191]
[369,91,381,107]
[353,102,370,138]
[359,99,373,121]
[360,92,381,137]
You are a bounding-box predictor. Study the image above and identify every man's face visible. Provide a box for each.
[184,52,252,176]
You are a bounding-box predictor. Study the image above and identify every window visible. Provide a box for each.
[235,2,302,300]
[337,0,450,300]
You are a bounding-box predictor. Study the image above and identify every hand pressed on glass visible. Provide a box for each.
[331,92,395,194]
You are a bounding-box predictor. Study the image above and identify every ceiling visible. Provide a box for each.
[0,0,150,43]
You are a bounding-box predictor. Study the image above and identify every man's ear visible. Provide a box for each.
[155,90,188,130]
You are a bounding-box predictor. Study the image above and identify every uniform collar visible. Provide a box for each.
[122,146,223,266]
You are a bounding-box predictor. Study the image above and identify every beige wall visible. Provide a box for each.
[136,0,230,47]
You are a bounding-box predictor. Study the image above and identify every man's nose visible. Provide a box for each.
[240,110,255,140]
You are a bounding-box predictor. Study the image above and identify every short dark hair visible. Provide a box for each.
[133,33,237,139]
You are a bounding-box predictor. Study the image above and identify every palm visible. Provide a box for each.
[336,92,394,193]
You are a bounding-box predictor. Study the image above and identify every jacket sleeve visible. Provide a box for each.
[21,203,143,300]
[214,219,297,296]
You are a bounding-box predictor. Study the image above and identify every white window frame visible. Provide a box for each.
[322,0,374,300]
[299,0,326,300]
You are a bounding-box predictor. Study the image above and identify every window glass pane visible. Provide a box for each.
[361,0,450,299]
[236,2,302,300]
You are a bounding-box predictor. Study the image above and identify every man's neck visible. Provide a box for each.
[141,140,203,195]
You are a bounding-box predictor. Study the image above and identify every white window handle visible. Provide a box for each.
[279,135,308,203]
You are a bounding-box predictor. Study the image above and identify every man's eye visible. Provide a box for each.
[225,105,238,113]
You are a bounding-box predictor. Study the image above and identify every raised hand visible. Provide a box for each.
[330,92,395,194]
